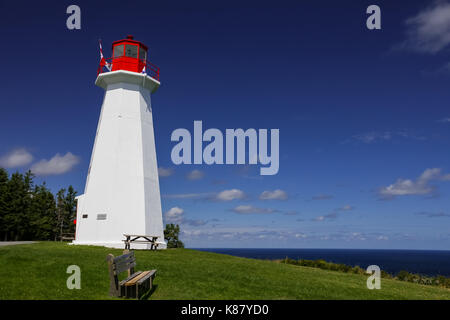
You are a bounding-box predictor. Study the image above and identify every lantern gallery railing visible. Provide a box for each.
[145,61,160,81]
[97,57,160,81]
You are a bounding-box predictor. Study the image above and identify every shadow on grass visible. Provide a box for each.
[139,284,158,300]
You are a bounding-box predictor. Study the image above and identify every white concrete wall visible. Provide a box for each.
[73,71,165,249]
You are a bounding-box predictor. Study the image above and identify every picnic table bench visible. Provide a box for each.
[60,233,75,241]
[106,250,156,299]
[123,234,163,250]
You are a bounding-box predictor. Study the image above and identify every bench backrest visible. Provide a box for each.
[112,252,136,274]
[106,251,136,296]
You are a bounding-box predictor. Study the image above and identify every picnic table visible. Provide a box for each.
[123,234,161,250]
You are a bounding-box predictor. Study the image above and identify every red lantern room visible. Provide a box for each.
[111,35,147,73]
[98,35,160,81]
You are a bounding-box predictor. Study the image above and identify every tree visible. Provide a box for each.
[397,270,412,281]
[55,188,67,240]
[64,186,77,234]
[0,167,77,241]
[164,224,184,248]
[3,171,33,240]
[0,168,9,240]
[2,171,23,240]
[21,170,35,239]
[29,183,56,240]
[55,186,78,240]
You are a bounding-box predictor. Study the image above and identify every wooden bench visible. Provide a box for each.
[106,251,156,299]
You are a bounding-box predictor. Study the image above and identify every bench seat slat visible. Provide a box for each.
[125,271,151,286]
[137,270,156,285]
[119,271,142,286]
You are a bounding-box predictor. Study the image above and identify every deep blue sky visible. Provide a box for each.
[1,0,450,249]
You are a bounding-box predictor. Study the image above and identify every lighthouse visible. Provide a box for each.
[72,35,165,249]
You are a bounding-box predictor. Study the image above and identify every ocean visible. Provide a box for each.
[194,248,450,277]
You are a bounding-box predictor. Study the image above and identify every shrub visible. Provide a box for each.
[278,258,450,289]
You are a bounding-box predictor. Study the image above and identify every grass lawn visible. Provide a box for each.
[0,242,449,300]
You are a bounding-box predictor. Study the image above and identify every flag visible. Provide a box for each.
[99,40,111,72]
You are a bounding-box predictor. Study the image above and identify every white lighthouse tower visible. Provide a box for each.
[73,35,165,249]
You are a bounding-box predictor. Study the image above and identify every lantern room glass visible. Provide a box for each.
[113,44,124,57]
[125,44,138,58]
[139,47,147,61]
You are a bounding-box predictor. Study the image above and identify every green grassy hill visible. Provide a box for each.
[0,242,449,300]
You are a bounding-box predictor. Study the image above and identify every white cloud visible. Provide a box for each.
[311,194,334,200]
[180,226,396,244]
[417,211,450,218]
[348,131,425,144]
[162,192,212,199]
[164,207,184,224]
[353,131,392,144]
[379,168,450,198]
[30,152,79,176]
[438,117,450,123]
[186,169,204,180]
[181,226,294,242]
[231,205,277,214]
[164,206,208,226]
[402,1,450,54]
[313,212,337,222]
[259,189,288,200]
[349,232,367,241]
[158,167,174,177]
[184,219,208,226]
[163,189,247,202]
[215,189,245,201]
[0,148,33,168]
[381,179,433,196]
[312,205,354,222]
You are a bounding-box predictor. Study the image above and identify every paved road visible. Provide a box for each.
[0,241,36,247]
